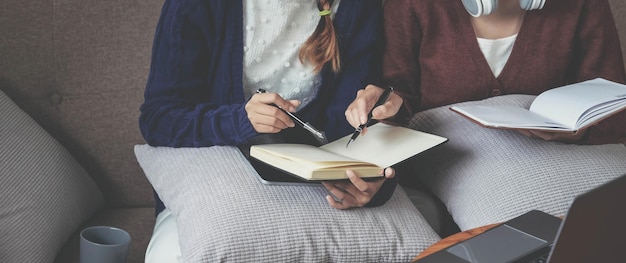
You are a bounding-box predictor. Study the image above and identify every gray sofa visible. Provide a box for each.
[1,1,625,262]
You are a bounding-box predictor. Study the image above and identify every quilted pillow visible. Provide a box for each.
[406,94,626,231]
[134,144,441,262]
[0,90,104,262]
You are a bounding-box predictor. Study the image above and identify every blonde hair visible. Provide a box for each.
[299,0,341,73]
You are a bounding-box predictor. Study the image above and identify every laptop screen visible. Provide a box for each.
[547,174,626,263]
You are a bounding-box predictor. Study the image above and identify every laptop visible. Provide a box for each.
[416,174,626,263]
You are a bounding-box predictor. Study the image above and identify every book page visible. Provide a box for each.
[250,144,381,180]
[252,144,367,169]
[450,105,573,131]
[529,78,626,129]
[321,123,448,168]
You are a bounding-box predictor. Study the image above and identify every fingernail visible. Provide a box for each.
[372,108,380,118]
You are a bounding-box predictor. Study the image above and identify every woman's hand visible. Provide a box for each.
[245,92,300,133]
[517,129,587,143]
[321,167,395,209]
[345,85,403,135]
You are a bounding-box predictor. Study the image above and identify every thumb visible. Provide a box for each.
[372,104,390,120]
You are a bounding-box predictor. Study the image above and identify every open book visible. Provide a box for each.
[450,78,626,133]
[249,123,447,181]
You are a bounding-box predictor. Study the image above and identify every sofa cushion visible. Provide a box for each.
[406,94,626,231]
[0,90,104,262]
[134,144,441,262]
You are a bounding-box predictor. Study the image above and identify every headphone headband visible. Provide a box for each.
[519,0,546,11]
[462,0,545,17]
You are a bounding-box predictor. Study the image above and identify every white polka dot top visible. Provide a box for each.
[242,0,340,110]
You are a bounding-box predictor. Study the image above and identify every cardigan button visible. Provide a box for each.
[490,89,501,96]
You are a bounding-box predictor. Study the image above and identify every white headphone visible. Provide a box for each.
[461,0,546,17]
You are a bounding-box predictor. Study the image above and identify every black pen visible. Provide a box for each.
[346,86,394,148]
[255,89,328,144]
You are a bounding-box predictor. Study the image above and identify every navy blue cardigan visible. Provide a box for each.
[140,0,395,213]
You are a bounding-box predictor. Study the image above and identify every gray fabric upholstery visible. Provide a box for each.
[1,2,160,259]
[0,0,159,209]
[135,144,441,262]
[1,0,626,262]
[406,94,626,231]
[0,90,104,263]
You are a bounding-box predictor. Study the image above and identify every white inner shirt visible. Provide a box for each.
[476,34,517,78]
[242,0,340,110]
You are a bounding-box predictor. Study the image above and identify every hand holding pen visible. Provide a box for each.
[245,89,300,134]
[345,85,400,147]
[251,89,328,144]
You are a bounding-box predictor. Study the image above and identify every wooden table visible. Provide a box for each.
[412,223,500,262]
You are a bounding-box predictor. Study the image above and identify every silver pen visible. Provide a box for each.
[255,89,328,144]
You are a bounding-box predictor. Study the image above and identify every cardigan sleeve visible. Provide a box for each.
[569,0,626,84]
[572,0,626,144]
[381,0,423,122]
[140,0,257,147]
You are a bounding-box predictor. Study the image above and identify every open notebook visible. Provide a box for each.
[416,174,626,263]
[241,123,446,185]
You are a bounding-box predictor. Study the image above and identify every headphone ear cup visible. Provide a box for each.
[462,0,497,17]
[519,0,546,11]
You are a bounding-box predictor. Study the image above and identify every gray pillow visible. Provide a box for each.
[406,94,626,231]
[134,144,441,262]
[0,90,104,262]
